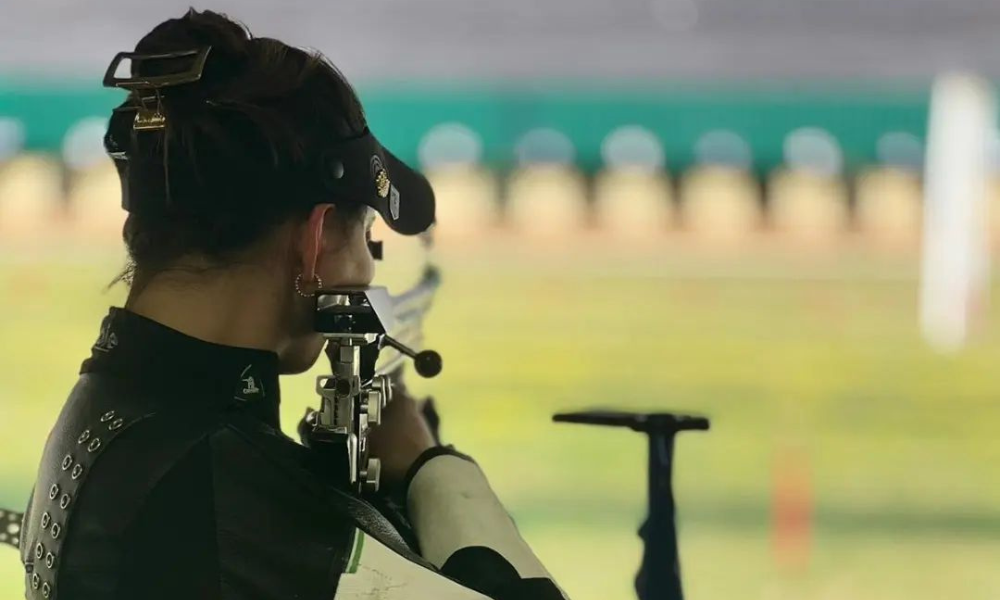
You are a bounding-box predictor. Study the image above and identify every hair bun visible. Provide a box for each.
[133,9,253,104]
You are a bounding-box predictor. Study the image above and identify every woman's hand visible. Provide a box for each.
[367,383,437,489]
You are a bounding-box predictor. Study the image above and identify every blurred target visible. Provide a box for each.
[857,131,923,247]
[684,130,760,242]
[783,128,843,178]
[63,117,123,242]
[508,128,586,236]
[601,126,666,172]
[694,129,753,171]
[0,118,26,163]
[594,126,672,236]
[770,128,849,243]
[0,154,62,240]
[876,131,924,172]
[419,123,498,237]
[63,117,110,172]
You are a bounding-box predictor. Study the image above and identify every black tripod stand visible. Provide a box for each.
[553,410,709,600]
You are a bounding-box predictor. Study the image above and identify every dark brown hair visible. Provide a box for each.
[116,9,368,288]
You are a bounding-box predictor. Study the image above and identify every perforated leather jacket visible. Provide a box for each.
[19,308,565,600]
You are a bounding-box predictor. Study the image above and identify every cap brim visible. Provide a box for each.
[375,147,436,235]
[321,130,436,236]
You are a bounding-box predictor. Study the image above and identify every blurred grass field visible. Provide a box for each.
[1,239,998,600]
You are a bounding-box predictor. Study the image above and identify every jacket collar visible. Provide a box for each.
[81,308,281,427]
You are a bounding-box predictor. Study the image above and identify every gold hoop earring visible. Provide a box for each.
[294,273,323,298]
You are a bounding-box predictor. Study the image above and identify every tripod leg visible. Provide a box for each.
[635,432,683,600]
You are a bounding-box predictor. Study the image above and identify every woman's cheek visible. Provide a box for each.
[356,244,376,285]
[353,228,377,285]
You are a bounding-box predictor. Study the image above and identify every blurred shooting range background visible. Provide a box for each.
[1,1,1000,599]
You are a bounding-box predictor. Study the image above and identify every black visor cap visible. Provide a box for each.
[101,46,435,236]
[321,130,436,236]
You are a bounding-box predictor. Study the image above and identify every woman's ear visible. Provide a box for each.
[299,204,335,282]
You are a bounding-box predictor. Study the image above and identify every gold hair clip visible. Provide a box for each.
[102,47,212,131]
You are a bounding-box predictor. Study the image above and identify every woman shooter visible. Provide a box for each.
[19,10,564,600]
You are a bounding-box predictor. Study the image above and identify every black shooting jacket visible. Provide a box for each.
[19,308,565,600]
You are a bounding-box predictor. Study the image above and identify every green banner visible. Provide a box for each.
[0,79,930,174]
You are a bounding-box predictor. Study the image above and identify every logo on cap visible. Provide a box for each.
[389,186,401,220]
[370,155,391,200]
